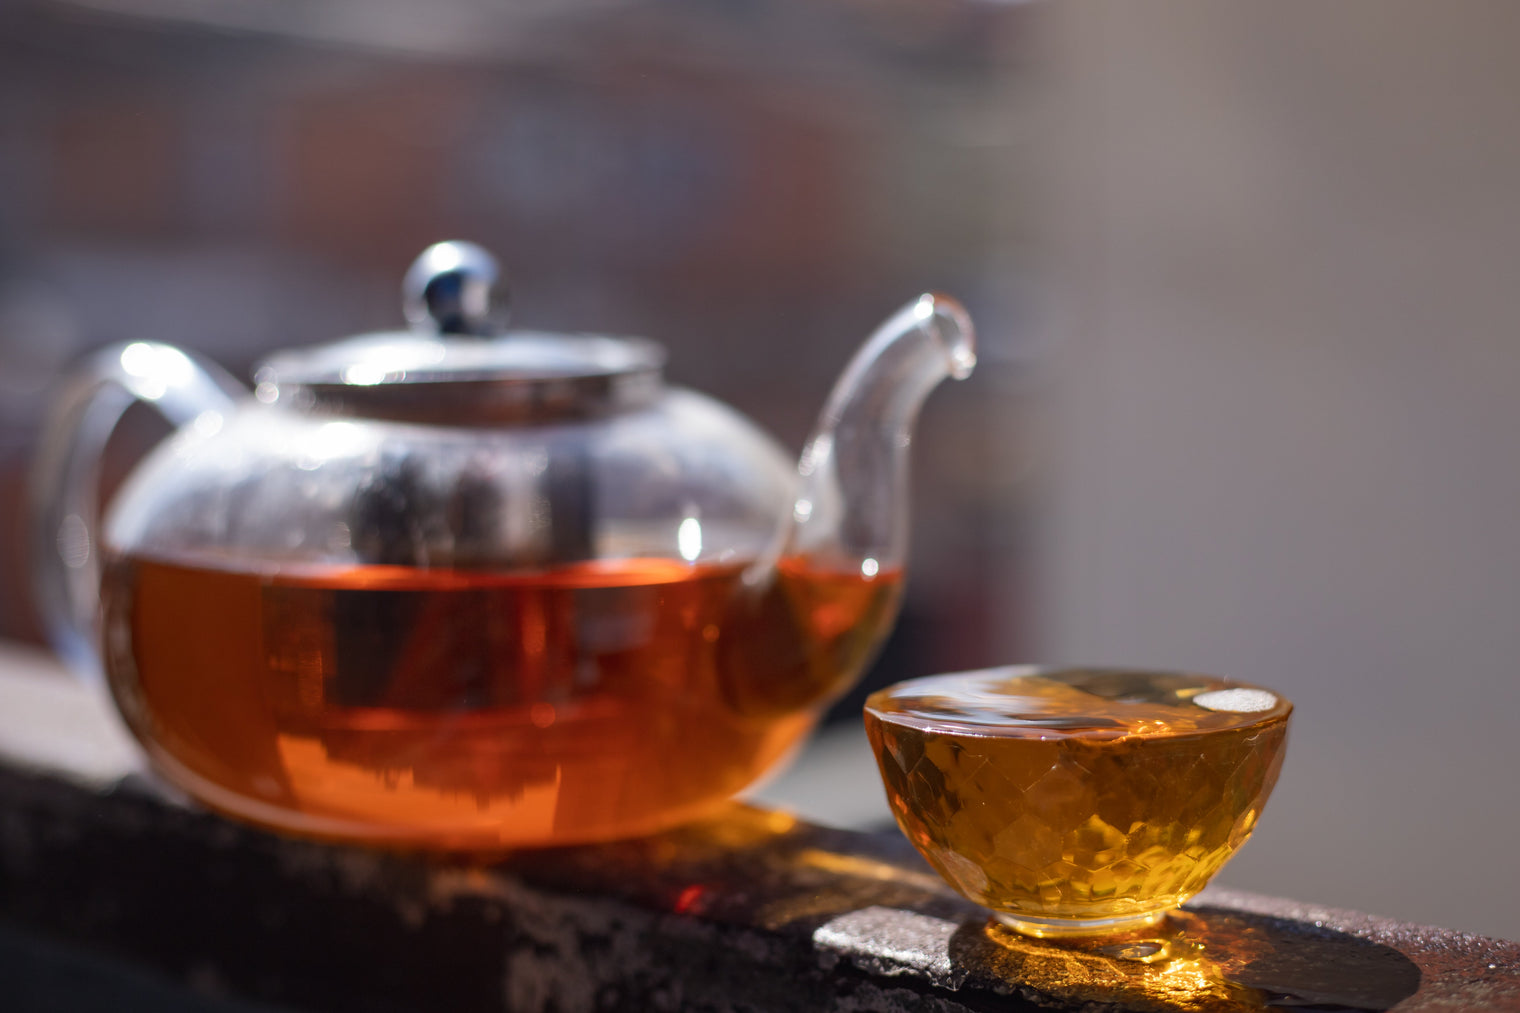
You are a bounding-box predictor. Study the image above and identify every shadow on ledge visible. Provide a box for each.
[953,907,1422,1012]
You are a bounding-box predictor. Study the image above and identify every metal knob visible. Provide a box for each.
[402,241,507,336]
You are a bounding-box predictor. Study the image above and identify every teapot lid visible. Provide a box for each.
[255,241,664,424]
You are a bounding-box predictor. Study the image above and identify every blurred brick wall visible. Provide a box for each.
[0,1,1029,707]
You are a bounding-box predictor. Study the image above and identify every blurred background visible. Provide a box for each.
[2,0,1518,941]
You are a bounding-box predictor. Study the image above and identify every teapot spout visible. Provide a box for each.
[718,294,974,719]
[784,293,976,571]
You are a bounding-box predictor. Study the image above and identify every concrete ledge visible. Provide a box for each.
[2,646,1517,1012]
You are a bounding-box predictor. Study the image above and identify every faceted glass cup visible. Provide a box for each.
[864,667,1292,938]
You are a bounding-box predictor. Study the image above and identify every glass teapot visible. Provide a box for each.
[32,242,975,848]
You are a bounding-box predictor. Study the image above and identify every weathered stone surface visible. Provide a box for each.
[1,650,1517,1011]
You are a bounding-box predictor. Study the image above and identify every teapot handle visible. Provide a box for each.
[30,342,244,683]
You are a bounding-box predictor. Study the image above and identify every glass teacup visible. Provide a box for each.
[864,667,1291,938]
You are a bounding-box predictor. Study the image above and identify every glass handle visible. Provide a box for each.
[29,342,243,682]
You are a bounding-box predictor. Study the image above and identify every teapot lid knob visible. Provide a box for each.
[402,240,508,337]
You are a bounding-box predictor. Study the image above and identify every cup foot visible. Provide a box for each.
[993,909,1171,939]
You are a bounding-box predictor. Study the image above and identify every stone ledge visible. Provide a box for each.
[1,648,1518,1012]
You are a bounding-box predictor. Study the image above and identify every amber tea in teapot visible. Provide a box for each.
[102,552,899,846]
[36,242,974,847]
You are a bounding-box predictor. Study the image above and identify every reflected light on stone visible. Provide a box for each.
[982,921,1260,1012]
[814,906,957,979]
[795,849,948,893]
[672,883,708,914]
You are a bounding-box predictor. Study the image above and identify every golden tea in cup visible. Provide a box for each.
[864,667,1291,938]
